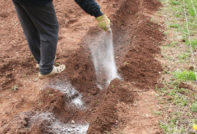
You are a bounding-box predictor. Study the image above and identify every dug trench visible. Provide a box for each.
[0,0,164,133]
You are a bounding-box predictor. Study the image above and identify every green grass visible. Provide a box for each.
[185,0,197,17]
[169,23,180,28]
[153,111,162,115]
[160,117,187,134]
[156,82,195,133]
[186,39,197,50]
[178,52,190,61]
[163,42,178,48]
[191,102,197,112]
[173,94,188,106]
[167,0,197,38]
[173,70,196,81]
[11,85,18,91]
[158,0,197,133]
[169,0,180,5]
[158,85,188,106]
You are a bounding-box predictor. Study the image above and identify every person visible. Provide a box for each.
[12,0,110,78]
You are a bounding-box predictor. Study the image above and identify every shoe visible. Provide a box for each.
[39,64,66,79]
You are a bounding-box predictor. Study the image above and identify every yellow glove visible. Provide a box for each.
[96,15,111,31]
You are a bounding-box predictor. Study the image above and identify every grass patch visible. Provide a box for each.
[153,111,162,115]
[186,39,197,50]
[163,42,178,49]
[169,23,180,28]
[191,102,197,112]
[156,82,195,133]
[178,52,190,61]
[185,0,197,17]
[173,70,196,81]
[169,0,180,5]
[173,94,188,106]
[158,0,197,133]
[157,83,188,107]
[160,117,187,134]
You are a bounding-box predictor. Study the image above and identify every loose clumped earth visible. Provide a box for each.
[0,0,164,134]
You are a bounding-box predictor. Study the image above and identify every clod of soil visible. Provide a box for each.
[178,82,193,90]
[0,12,9,18]
[34,88,66,114]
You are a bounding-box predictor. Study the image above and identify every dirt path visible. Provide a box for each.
[0,0,164,133]
[110,90,161,134]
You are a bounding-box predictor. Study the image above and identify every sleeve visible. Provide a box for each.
[74,0,103,17]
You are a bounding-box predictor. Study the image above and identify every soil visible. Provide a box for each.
[178,82,193,91]
[0,0,164,133]
[87,79,134,134]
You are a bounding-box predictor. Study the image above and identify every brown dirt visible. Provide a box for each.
[178,82,193,91]
[87,79,134,134]
[0,0,164,133]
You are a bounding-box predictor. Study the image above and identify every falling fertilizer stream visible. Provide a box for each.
[30,30,119,134]
[89,29,120,89]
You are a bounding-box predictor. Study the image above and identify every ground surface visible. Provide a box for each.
[0,0,164,134]
[153,0,197,133]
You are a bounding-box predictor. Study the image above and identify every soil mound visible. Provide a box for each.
[63,47,98,95]
[34,86,87,122]
[114,8,163,89]
[87,79,134,134]
[34,88,66,114]
[143,0,162,11]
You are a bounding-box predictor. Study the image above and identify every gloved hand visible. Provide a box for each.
[96,15,111,31]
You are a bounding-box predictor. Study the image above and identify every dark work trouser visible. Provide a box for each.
[13,1,59,75]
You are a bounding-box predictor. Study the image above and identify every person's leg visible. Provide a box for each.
[21,2,59,75]
[13,1,41,64]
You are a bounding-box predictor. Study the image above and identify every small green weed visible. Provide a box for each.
[160,122,168,133]
[33,78,39,82]
[191,102,197,112]
[163,42,177,48]
[173,94,188,106]
[11,85,18,91]
[177,88,188,94]
[186,39,197,50]
[169,0,180,5]
[169,23,180,28]
[178,52,190,61]
[153,111,162,115]
[123,61,129,65]
[173,70,196,81]
[163,31,168,35]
